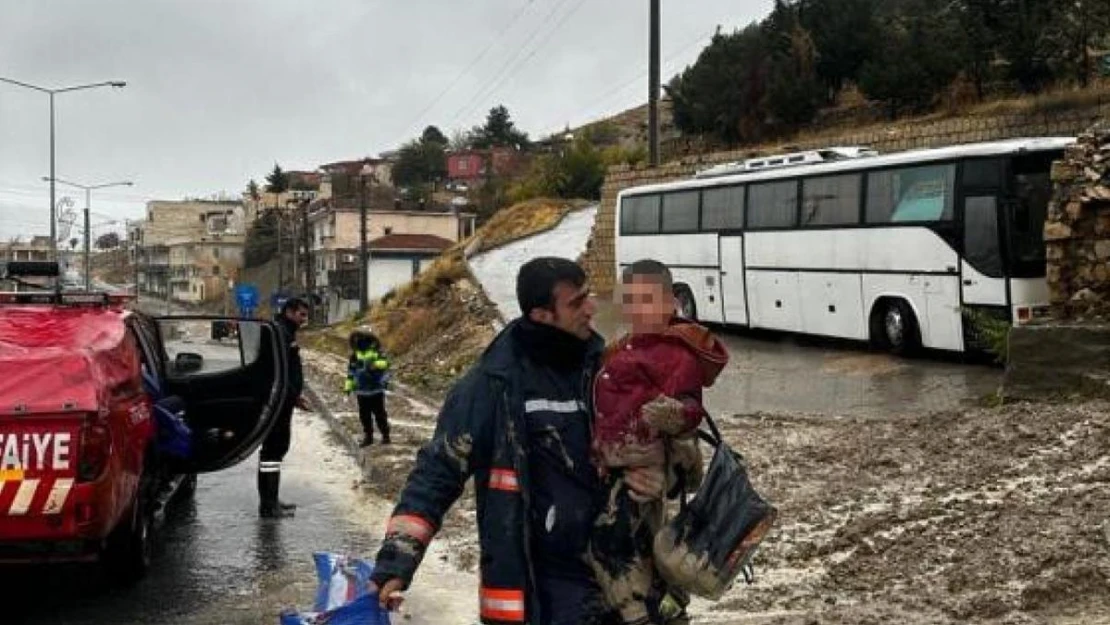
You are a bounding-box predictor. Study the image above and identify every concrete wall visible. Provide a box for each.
[1005,324,1110,400]
[313,210,465,251]
[581,104,1110,295]
[368,257,419,301]
[326,293,360,325]
[142,200,245,245]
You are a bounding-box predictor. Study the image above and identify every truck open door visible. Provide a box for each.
[150,317,289,473]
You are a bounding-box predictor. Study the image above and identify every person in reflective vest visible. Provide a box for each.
[344,329,392,447]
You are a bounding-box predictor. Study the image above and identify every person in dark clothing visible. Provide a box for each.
[258,296,311,519]
[369,257,658,625]
[344,328,392,446]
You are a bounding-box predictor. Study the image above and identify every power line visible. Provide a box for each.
[0,184,153,204]
[390,0,540,145]
[535,28,712,138]
[464,0,591,126]
[454,0,590,128]
[448,0,578,128]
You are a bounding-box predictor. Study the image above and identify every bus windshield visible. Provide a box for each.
[1008,153,1059,278]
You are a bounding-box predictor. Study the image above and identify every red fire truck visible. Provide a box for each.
[0,262,288,581]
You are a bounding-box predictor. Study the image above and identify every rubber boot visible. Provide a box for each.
[377,413,391,445]
[258,470,295,518]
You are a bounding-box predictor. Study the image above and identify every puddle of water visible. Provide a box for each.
[590,300,1001,419]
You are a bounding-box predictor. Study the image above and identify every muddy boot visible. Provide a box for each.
[655,587,690,625]
[359,434,373,447]
[258,469,295,519]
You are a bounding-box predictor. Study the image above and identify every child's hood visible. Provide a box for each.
[663,319,729,386]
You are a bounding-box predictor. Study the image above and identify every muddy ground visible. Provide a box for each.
[709,403,1110,625]
[302,350,483,573]
[303,349,1110,625]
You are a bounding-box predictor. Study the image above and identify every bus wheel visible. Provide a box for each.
[674,285,697,321]
[873,299,920,356]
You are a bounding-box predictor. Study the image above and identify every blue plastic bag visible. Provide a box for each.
[140,363,193,460]
[280,552,390,625]
[152,396,193,459]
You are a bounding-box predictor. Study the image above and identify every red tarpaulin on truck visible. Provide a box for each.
[0,306,140,415]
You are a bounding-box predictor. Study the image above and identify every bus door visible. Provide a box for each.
[719,235,749,325]
[960,158,1009,310]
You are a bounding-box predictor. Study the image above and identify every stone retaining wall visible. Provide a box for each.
[1045,127,1110,319]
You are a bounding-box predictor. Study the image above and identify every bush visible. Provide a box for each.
[963,307,1011,363]
[507,136,645,205]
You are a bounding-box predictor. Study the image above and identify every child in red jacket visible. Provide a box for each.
[589,259,728,625]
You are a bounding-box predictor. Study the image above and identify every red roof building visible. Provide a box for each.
[369,233,454,254]
[447,147,529,184]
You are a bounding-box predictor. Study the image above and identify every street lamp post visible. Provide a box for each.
[44,177,133,290]
[0,76,126,260]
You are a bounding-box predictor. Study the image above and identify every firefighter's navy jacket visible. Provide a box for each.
[371,319,605,625]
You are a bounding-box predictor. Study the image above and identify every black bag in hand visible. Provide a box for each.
[653,414,777,600]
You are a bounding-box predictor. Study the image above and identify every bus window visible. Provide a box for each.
[801,174,861,226]
[1008,152,1059,278]
[748,180,798,229]
[661,191,700,232]
[867,164,956,223]
[701,186,745,231]
[963,158,1004,189]
[620,194,661,234]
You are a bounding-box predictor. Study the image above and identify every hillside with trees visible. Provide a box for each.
[667,0,1110,145]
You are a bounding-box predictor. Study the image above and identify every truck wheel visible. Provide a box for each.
[105,493,154,583]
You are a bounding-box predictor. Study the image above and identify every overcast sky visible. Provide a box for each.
[0,0,773,242]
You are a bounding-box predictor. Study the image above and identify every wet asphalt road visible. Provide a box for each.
[591,300,1003,419]
[0,415,386,625]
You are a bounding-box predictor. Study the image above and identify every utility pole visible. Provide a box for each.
[276,208,283,294]
[83,188,91,289]
[0,77,126,261]
[648,0,661,167]
[301,200,313,305]
[358,173,369,314]
[291,214,299,292]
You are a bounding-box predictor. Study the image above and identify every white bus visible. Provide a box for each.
[615,137,1072,354]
